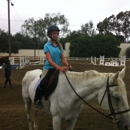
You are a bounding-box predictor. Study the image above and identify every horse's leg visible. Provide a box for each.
[24,98,33,130]
[33,109,39,130]
[52,116,61,130]
[66,118,77,130]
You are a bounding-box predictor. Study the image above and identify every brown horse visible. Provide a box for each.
[0,56,10,66]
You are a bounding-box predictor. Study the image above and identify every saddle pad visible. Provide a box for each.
[34,78,41,91]
[34,70,59,101]
[44,70,59,100]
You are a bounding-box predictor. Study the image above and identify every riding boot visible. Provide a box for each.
[34,86,43,109]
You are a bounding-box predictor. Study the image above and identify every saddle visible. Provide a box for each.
[43,69,59,100]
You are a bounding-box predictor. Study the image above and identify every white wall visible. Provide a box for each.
[0,42,129,57]
[119,43,130,57]
[0,49,44,57]
[63,42,70,57]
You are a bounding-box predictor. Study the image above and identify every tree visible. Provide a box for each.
[97,11,130,42]
[14,33,26,49]
[0,30,19,53]
[69,34,121,57]
[97,18,112,35]
[21,12,70,56]
[92,34,121,57]
[81,21,96,36]
[118,11,130,42]
[59,30,83,49]
[13,32,45,49]
[41,12,70,37]
[69,36,92,57]
[21,18,39,56]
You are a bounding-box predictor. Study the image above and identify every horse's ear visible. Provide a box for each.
[119,67,126,78]
[110,67,126,83]
[112,71,120,83]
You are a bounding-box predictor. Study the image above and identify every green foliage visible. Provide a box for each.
[0,30,20,53]
[1,10,130,55]
[14,33,45,49]
[11,41,20,53]
[59,30,83,49]
[70,36,92,57]
[97,11,130,42]
[126,47,130,57]
[21,12,70,42]
[81,21,96,36]
[0,30,8,52]
[21,13,70,56]
[93,35,121,57]
[69,34,121,57]
[115,35,125,43]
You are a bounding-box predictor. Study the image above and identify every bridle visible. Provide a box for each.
[100,77,130,122]
[64,73,130,122]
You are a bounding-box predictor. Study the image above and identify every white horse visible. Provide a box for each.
[22,68,130,130]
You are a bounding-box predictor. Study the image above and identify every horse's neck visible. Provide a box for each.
[65,71,107,105]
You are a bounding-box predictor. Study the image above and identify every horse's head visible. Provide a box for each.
[98,67,130,130]
[0,56,10,66]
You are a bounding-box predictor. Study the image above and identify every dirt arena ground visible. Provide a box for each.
[0,60,130,130]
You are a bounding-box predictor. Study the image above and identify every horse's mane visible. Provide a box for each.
[83,70,102,78]
[67,70,108,80]
[67,70,126,94]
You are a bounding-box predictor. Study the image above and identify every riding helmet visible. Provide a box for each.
[47,25,60,36]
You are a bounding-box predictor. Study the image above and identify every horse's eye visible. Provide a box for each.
[113,96,120,101]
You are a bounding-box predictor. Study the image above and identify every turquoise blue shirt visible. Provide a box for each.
[43,41,63,70]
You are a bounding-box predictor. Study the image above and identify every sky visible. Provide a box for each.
[0,0,130,35]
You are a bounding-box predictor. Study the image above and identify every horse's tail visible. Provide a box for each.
[22,70,32,89]
[22,70,32,98]
[22,69,42,99]
[22,69,42,89]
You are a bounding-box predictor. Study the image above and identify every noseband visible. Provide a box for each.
[64,73,130,122]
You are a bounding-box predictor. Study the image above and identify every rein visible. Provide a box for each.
[64,72,130,122]
[64,72,112,120]
[101,77,130,122]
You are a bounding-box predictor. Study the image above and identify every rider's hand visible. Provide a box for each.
[58,66,68,72]
[67,65,73,71]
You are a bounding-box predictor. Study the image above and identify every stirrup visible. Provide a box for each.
[34,100,42,109]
